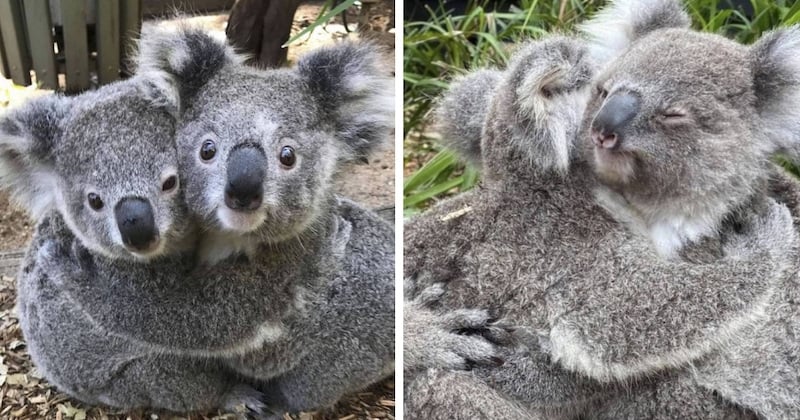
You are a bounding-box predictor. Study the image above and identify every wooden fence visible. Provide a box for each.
[0,0,142,92]
[0,0,233,93]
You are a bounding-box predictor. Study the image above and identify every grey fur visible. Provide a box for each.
[405,0,800,417]
[8,78,269,414]
[136,27,396,413]
[9,27,394,417]
[434,70,502,166]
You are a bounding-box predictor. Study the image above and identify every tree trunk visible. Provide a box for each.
[226,0,300,68]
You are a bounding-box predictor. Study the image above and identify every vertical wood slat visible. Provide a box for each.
[96,0,120,84]
[0,28,10,78]
[0,0,31,85]
[61,0,90,92]
[119,0,141,76]
[22,0,57,89]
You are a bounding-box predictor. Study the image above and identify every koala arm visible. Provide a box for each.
[44,212,352,355]
[546,198,798,383]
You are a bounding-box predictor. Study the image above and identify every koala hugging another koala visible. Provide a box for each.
[0,25,394,418]
[405,0,800,419]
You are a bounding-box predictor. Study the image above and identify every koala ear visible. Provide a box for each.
[131,74,181,117]
[0,94,69,218]
[296,42,394,161]
[136,25,239,111]
[434,69,502,168]
[580,0,690,63]
[749,26,800,158]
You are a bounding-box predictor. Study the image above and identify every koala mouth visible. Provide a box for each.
[592,147,636,186]
[216,206,266,233]
[125,236,165,259]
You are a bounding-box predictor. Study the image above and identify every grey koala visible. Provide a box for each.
[133,27,396,413]
[136,26,395,265]
[10,27,395,417]
[405,0,800,418]
[5,77,280,415]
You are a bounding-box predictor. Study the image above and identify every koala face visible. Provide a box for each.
[178,69,340,240]
[0,78,189,260]
[583,29,763,214]
[137,28,393,245]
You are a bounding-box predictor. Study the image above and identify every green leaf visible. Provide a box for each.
[283,0,357,47]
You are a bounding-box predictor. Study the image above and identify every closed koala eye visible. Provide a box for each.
[200,139,217,161]
[87,193,104,211]
[279,146,296,168]
[658,107,692,124]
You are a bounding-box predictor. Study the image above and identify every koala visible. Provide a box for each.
[136,26,395,265]
[12,27,395,417]
[404,0,800,418]
[135,27,396,414]
[5,77,278,415]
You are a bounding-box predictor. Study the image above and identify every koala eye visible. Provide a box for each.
[200,140,217,161]
[659,107,691,124]
[279,146,296,168]
[87,193,104,211]
[161,175,178,192]
[540,87,553,99]
[662,109,688,119]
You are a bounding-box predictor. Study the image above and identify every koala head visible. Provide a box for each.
[581,0,800,251]
[138,27,393,245]
[480,36,595,182]
[0,77,189,260]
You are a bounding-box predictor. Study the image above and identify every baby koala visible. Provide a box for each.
[5,76,278,414]
[136,26,395,265]
[405,1,800,417]
[10,27,395,417]
[136,27,395,414]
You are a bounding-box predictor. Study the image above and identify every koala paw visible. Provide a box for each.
[405,283,511,371]
[223,384,283,420]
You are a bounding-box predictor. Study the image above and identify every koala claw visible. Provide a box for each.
[224,385,278,420]
[406,285,509,371]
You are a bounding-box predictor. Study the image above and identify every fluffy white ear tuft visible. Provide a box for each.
[135,24,240,111]
[296,42,394,162]
[750,26,800,159]
[580,0,690,63]
[433,69,502,167]
[0,94,69,219]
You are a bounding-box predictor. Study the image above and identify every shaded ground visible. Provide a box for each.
[0,1,395,419]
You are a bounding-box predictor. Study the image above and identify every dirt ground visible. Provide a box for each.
[0,1,395,419]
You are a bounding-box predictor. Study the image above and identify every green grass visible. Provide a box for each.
[403,0,800,214]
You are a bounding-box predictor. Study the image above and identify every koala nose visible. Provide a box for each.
[591,92,640,150]
[225,144,266,212]
[114,197,158,252]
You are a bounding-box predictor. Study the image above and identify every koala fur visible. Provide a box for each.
[137,25,394,265]
[7,78,273,414]
[132,27,396,413]
[405,0,800,418]
[8,28,394,417]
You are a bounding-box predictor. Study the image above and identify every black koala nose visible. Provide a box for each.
[114,197,158,251]
[225,144,266,212]
[591,92,640,150]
